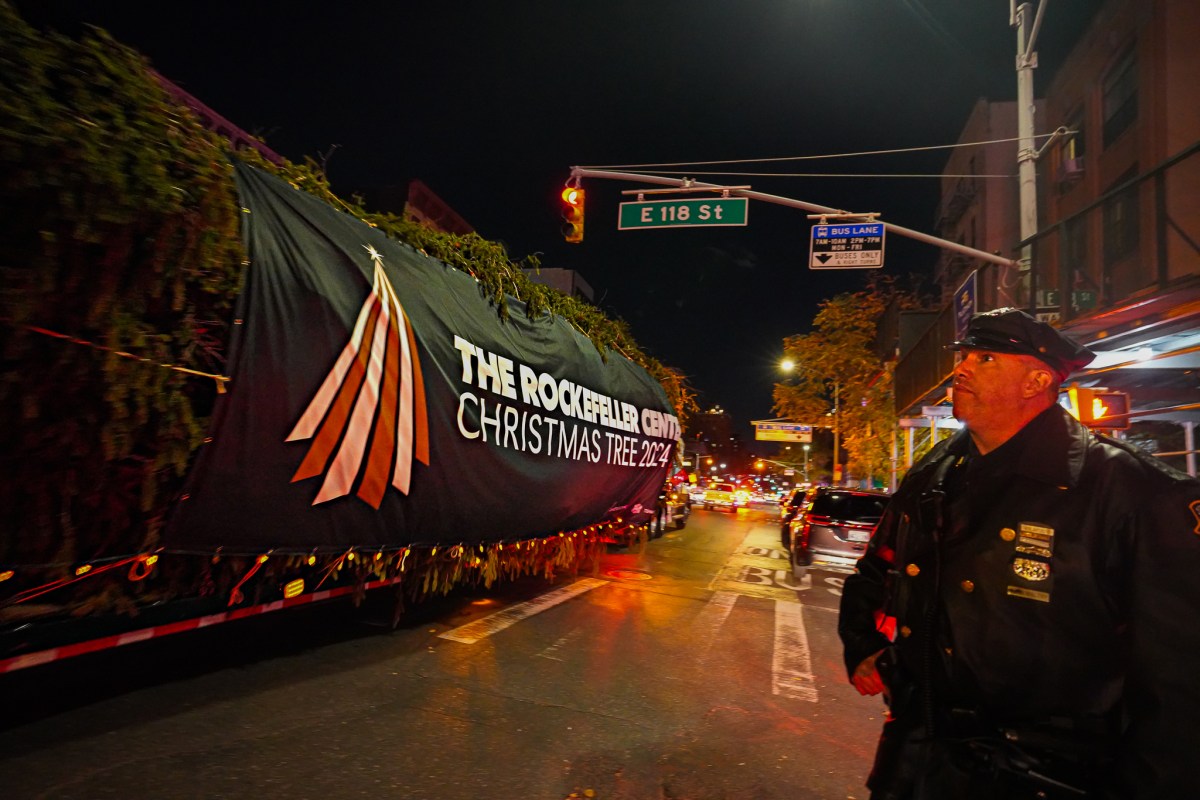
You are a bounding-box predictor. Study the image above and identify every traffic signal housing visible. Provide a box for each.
[1068,386,1131,430]
[561,186,585,243]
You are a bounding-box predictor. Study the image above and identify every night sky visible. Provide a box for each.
[13,0,1099,434]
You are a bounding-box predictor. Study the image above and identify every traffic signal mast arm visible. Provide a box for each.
[569,167,1019,271]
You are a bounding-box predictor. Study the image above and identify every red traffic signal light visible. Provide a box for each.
[561,186,585,244]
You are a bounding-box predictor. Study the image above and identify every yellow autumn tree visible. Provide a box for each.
[774,280,914,487]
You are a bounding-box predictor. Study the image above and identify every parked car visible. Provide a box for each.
[778,486,811,550]
[789,487,890,579]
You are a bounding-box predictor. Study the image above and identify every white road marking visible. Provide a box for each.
[709,527,809,601]
[536,626,585,661]
[811,554,858,574]
[694,590,738,660]
[438,578,606,644]
[772,599,818,702]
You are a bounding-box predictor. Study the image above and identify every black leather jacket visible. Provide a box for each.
[839,405,1200,798]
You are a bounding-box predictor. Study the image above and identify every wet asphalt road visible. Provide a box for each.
[0,505,883,800]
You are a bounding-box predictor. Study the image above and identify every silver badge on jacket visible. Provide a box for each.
[1008,522,1054,600]
[1013,557,1051,581]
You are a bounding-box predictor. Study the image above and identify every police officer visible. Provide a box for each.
[839,308,1200,799]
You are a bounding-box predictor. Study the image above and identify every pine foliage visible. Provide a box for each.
[0,3,692,625]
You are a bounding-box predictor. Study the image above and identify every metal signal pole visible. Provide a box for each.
[570,168,1021,272]
[1012,0,1047,305]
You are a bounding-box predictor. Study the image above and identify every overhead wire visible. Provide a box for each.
[580,131,1073,173]
[611,171,1015,179]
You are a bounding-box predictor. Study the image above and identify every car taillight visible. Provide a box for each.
[796,520,812,550]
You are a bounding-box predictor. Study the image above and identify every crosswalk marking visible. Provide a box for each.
[439,527,821,706]
[439,578,606,644]
[772,599,818,702]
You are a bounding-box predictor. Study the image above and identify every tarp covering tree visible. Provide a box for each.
[168,163,680,550]
[0,2,692,650]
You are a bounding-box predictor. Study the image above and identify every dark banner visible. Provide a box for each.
[164,164,677,550]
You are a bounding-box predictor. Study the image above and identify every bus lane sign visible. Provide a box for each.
[810,222,885,269]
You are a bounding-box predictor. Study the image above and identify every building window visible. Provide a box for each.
[1064,216,1098,306]
[1102,48,1137,147]
[1065,108,1086,160]
[1057,107,1086,193]
[1103,170,1139,264]
[1065,215,1088,271]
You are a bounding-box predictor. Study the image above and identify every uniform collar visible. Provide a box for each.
[949,405,1089,488]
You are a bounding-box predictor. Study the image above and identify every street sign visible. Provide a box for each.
[1037,290,1098,325]
[809,222,885,268]
[754,422,812,443]
[1043,289,1098,311]
[618,198,749,230]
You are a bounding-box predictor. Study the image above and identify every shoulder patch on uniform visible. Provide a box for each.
[1191,500,1200,535]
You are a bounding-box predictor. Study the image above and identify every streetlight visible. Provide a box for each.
[802,444,810,482]
[832,379,840,486]
[780,358,840,486]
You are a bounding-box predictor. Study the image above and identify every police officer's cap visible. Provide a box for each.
[949,307,1095,382]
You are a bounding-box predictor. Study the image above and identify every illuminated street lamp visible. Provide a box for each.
[779,359,840,486]
[830,380,841,485]
[803,444,810,482]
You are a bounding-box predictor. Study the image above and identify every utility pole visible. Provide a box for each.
[832,379,841,486]
[1012,0,1046,306]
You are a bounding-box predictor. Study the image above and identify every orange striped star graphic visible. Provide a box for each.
[287,245,429,508]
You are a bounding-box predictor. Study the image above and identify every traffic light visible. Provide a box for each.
[561,186,585,243]
[1068,386,1131,430]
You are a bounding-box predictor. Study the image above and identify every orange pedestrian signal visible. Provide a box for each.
[1068,386,1131,430]
[561,186,585,243]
